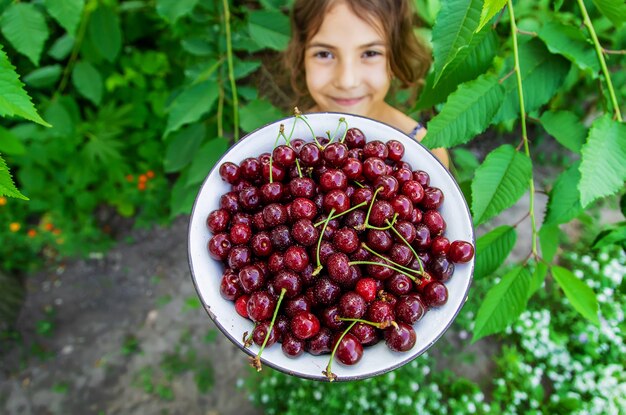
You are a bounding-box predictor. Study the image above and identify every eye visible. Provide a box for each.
[313,50,333,59]
[363,50,383,58]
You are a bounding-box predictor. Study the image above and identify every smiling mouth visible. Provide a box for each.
[332,97,363,106]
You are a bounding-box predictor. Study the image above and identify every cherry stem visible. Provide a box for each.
[360,243,425,279]
[365,213,398,230]
[251,288,287,372]
[313,201,368,227]
[324,319,358,382]
[349,259,419,282]
[358,186,382,231]
[386,219,425,275]
[313,209,336,276]
[353,180,364,188]
[243,323,257,348]
[337,118,349,143]
[338,317,398,330]
[269,124,285,183]
[295,112,322,148]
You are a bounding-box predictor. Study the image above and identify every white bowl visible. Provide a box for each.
[188,112,474,381]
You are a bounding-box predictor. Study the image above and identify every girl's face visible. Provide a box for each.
[304,2,391,118]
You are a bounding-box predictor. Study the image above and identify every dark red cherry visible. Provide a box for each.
[291,311,321,340]
[448,240,475,263]
[219,162,240,184]
[220,271,242,301]
[362,157,386,181]
[206,209,230,234]
[338,291,366,319]
[306,327,332,355]
[395,294,426,324]
[272,145,296,167]
[342,158,363,179]
[252,320,279,347]
[363,140,388,159]
[289,177,316,198]
[323,142,349,167]
[282,332,305,357]
[423,281,448,307]
[299,143,322,166]
[384,322,416,352]
[323,190,350,214]
[246,291,276,322]
[240,157,261,181]
[344,128,366,148]
[401,180,424,204]
[208,233,232,260]
[386,140,404,161]
[333,333,363,365]
[421,187,444,209]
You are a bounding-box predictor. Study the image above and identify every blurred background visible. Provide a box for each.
[1,0,625,414]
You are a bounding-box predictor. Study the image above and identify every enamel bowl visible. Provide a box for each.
[188,112,474,381]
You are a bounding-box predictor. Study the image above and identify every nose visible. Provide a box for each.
[334,58,360,90]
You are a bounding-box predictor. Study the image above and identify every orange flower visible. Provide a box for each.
[27,229,37,238]
[138,182,146,191]
[44,223,54,231]
[52,228,61,235]
[138,174,148,183]
[0,196,7,206]
[9,222,20,232]
[126,174,134,182]
[146,170,155,179]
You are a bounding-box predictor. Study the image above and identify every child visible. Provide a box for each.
[283,0,449,168]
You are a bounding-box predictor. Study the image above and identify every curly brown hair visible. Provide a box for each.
[283,0,431,108]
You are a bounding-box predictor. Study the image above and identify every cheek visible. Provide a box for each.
[305,61,328,93]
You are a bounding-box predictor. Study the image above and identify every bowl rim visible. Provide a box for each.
[188,111,475,381]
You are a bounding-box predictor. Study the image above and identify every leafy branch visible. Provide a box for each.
[576,0,622,122]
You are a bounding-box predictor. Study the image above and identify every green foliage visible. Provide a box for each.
[472,265,532,341]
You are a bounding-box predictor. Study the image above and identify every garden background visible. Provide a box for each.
[1,0,625,414]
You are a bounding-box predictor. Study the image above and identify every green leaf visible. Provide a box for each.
[0,45,50,126]
[537,20,600,76]
[44,101,74,138]
[538,224,559,263]
[186,137,229,186]
[88,5,122,62]
[239,99,284,133]
[247,10,290,51]
[417,29,498,109]
[579,115,626,208]
[170,170,198,218]
[591,223,626,249]
[48,34,75,60]
[72,61,103,105]
[181,38,213,56]
[431,0,482,84]
[164,81,218,137]
[529,261,548,298]
[0,3,49,66]
[0,155,28,200]
[474,225,517,279]
[156,0,200,24]
[472,265,532,342]
[164,123,206,173]
[44,0,84,35]
[0,126,26,155]
[592,0,626,27]
[422,73,504,149]
[471,145,532,225]
[544,162,584,226]
[23,65,62,89]
[234,60,261,80]
[493,39,570,124]
[539,110,586,153]
[451,147,480,182]
[476,0,507,32]
[551,266,599,325]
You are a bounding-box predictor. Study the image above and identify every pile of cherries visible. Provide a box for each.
[206,125,474,380]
